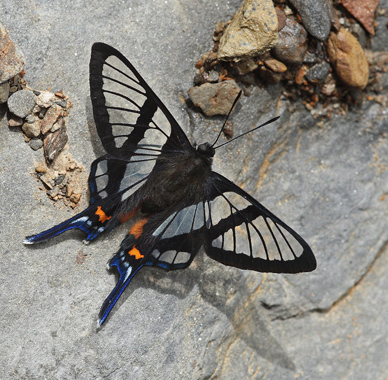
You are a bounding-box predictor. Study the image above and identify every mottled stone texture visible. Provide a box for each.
[217,0,278,61]
[0,22,25,83]
[1,1,388,379]
[328,28,369,89]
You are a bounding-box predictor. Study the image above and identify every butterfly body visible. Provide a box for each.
[25,43,316,325]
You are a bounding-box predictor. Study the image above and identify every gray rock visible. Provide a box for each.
[305,61,330,84]
[289,0,331,41]
[1,1,388,379]
[0,22,25,83]
[217,0,278,60]
[0,80,10,103]
[55,99,67,108]
[29,138,43,150]
[207,70,219,83]
[7,90,36,118]
[272,17,308,65]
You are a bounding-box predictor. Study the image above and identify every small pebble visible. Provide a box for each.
[55,100,67,108]
[305,61,331,84]
[207,70,220,83]
[48,187,60,199]
[39,173,55,189]
[322,83,336,96]
[264,58,287,73]
[7,90,36,118]
[223,120,234,138]
[22,121,41,138]
[188,80,241,116]
[8,115,23,127]
[233,58,258,75]
[55,91,66,99]
[40,104,62,134]
[44,124,68,163]
[25,114,35,124]
[38,107,48,119]
[194,72,205,86]
[50,117,65,133]
[67,162,76,171]
[0,81,10,104]
[272,18,308,65]
[55,174,66,185]
[35,164,48,173]
[36,91,55,108]
[29,138,44,151]
[70,193,81,204]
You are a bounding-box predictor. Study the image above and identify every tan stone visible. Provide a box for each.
[40,104,62,134]
[264,58,287,73]
[217,0,278,61]
[327,28,369,89]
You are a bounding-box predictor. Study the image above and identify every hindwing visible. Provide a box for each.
[203,173,316,273]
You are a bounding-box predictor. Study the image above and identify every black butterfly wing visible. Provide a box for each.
[99,201,207,324]
[203,172,316,273]
[89,42,192,159]
[26,43,193,244]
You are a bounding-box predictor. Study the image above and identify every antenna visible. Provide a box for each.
[214,116,280,150]
[211,90,242,148]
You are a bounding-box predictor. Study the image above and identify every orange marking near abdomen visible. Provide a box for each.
[128,246,144,260]
[95,206,112,223]
[120,208,137,224]
[129,218,149,239]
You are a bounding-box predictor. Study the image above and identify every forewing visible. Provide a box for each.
[204,173,316,273]
[88,153,155,206]
[89,42,192,159]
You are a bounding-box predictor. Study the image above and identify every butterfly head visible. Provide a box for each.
[197,142,215,158]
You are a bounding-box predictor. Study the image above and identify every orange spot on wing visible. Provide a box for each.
[129,218,149,239]
[120,208,137,224]
[128,246,144,260]
[95,206,112,223]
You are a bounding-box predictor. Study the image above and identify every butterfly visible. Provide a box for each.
[25,43,316,325]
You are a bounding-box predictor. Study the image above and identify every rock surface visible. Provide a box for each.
[217,0,278,61]
[0,22,25,83]
[289,0,332,41]
[272,17,308,65]
[7,89,36,118]
[342,0,380,35]
[327,28,369,89]
[0,80,10,103]
[188,80,241,116]
[1,1,388,379]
